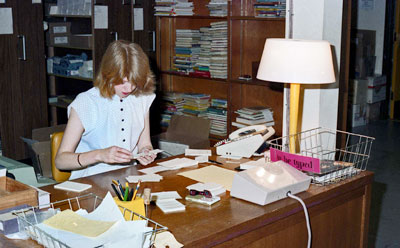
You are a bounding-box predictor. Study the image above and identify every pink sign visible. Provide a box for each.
[270,148,321,173]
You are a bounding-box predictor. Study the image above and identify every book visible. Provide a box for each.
[54,181,92,193]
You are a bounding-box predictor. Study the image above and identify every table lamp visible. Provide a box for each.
[256,39,336,153]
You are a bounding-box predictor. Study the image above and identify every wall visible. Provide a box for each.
[354,0,386,74]
[282,0,343,135]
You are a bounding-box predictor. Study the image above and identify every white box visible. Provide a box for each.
[349,79,368,104]
[366,75,386,103]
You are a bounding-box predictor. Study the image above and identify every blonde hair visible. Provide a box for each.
[94,40,155,98]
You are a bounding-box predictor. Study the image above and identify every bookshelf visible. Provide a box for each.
[44,0,133,125]
[156,0,286,141]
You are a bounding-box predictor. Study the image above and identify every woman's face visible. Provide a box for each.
[114,77,136,98]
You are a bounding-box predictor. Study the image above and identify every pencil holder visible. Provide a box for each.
[113,196,145,221]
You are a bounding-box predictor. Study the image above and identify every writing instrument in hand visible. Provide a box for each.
[132,180,141,200]
[209,159,223,165]
[111,184,123,201]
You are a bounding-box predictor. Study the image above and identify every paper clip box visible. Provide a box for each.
[113,197,145,221]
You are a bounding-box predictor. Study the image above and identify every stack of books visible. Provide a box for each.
[173,29,201,74]
[174,0,194,16]
[182,93,211,118]
[232,106,275,128]
[160,92,185,127]
[192,26,212,78]
[154,0,194,16]
[207,0,228,17]
[207,98,228,136]
[209,21,228,79]
[154,0,174,16]
[254,0,286,18]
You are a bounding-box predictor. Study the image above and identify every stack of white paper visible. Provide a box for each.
[157,158,198,170]
[126,174,163,183]
[187,182,226,196]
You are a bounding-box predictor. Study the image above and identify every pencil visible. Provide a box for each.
[132,180,141,200]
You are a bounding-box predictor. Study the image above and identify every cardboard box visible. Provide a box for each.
[70,34,93,49]
[366,102,381,122]
[366,74,386,103]
[349,103,367,128]
[46,32,70,46]
[349,79,368,104]
[21,125,66,179]
[48,22,71,34]
[152,115,211,156]
[0,177,37,211]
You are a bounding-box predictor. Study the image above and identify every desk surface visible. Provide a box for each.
[1,156,373,248]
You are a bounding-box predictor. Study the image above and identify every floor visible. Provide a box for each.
[352,119,400,248]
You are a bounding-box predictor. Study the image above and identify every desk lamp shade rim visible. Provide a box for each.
[256,38,336,84]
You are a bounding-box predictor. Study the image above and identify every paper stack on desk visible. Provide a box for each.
[157,158,198,170]
[186,182,226,196]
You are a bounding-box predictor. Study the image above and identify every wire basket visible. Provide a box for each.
[13,193,167,248]
[266,127,375,185]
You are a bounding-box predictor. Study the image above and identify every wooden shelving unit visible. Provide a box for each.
[156,0,286,140]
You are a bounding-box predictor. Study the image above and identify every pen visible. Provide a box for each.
[128,187,134,201]
[112,179,119,187]
[209,159,223,165]
[117,180,124,196]
[111,184,123,201]
[132,180,141,200]
[123,182,130,201]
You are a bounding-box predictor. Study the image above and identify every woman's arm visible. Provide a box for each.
[55,108,132,170]
[136,112,156,165]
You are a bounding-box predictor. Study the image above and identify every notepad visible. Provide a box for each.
[156,199,185,213]
[54,181,92,193]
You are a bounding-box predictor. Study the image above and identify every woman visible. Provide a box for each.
[55,40,157,179]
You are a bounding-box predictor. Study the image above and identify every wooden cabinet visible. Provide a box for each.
[45,0,133,125]
[0,0,48,159]
[156,0,285,140]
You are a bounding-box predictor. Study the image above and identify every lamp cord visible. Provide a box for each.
[287,192,311,248]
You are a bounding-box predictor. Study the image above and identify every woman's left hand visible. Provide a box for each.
[137,148,156,166]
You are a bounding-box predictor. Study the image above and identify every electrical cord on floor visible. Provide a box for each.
[287,191,312,248]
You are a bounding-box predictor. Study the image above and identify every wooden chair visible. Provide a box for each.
[50,132,71,182]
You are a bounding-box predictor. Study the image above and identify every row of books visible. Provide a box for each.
[207,0,228,17]
[232,106,274,128]
[173,21,228,79]
[160,92,227,136]
[254,0,286,18]
[154,0,194,16]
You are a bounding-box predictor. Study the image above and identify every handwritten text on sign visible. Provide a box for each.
[270,148,321,173]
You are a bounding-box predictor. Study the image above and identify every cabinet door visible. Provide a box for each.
[0,0,48,159]
[133,0,156,66]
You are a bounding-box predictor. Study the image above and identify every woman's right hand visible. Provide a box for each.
[100,146,132,164]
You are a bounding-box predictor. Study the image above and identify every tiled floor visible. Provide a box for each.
[352,119,400,248]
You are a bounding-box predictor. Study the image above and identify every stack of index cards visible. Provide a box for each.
[157,158,198,170]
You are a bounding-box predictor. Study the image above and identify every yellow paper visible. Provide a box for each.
[43,209,115,237]
[178,165,236,191]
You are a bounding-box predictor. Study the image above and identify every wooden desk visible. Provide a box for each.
[1,157,373,248]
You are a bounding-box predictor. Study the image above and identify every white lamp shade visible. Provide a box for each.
[256,39,336,84]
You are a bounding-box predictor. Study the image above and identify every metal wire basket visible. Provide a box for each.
[266,127,375,185]
[13,193,167,248]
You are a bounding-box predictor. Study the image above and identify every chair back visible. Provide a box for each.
[51,132,71,182]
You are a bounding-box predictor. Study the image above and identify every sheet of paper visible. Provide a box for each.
[0,8,13,35]
[126,174,163,183]
[94,6,108,29]
[178,165,236,191]
[139,165,170,174]
[158,158,198,170]
[185,149,212,157]
[151,191,182,201]
[240,158,265,170]
[133,8,143,31]
[156,199,185,213]
[54,181,92,193]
